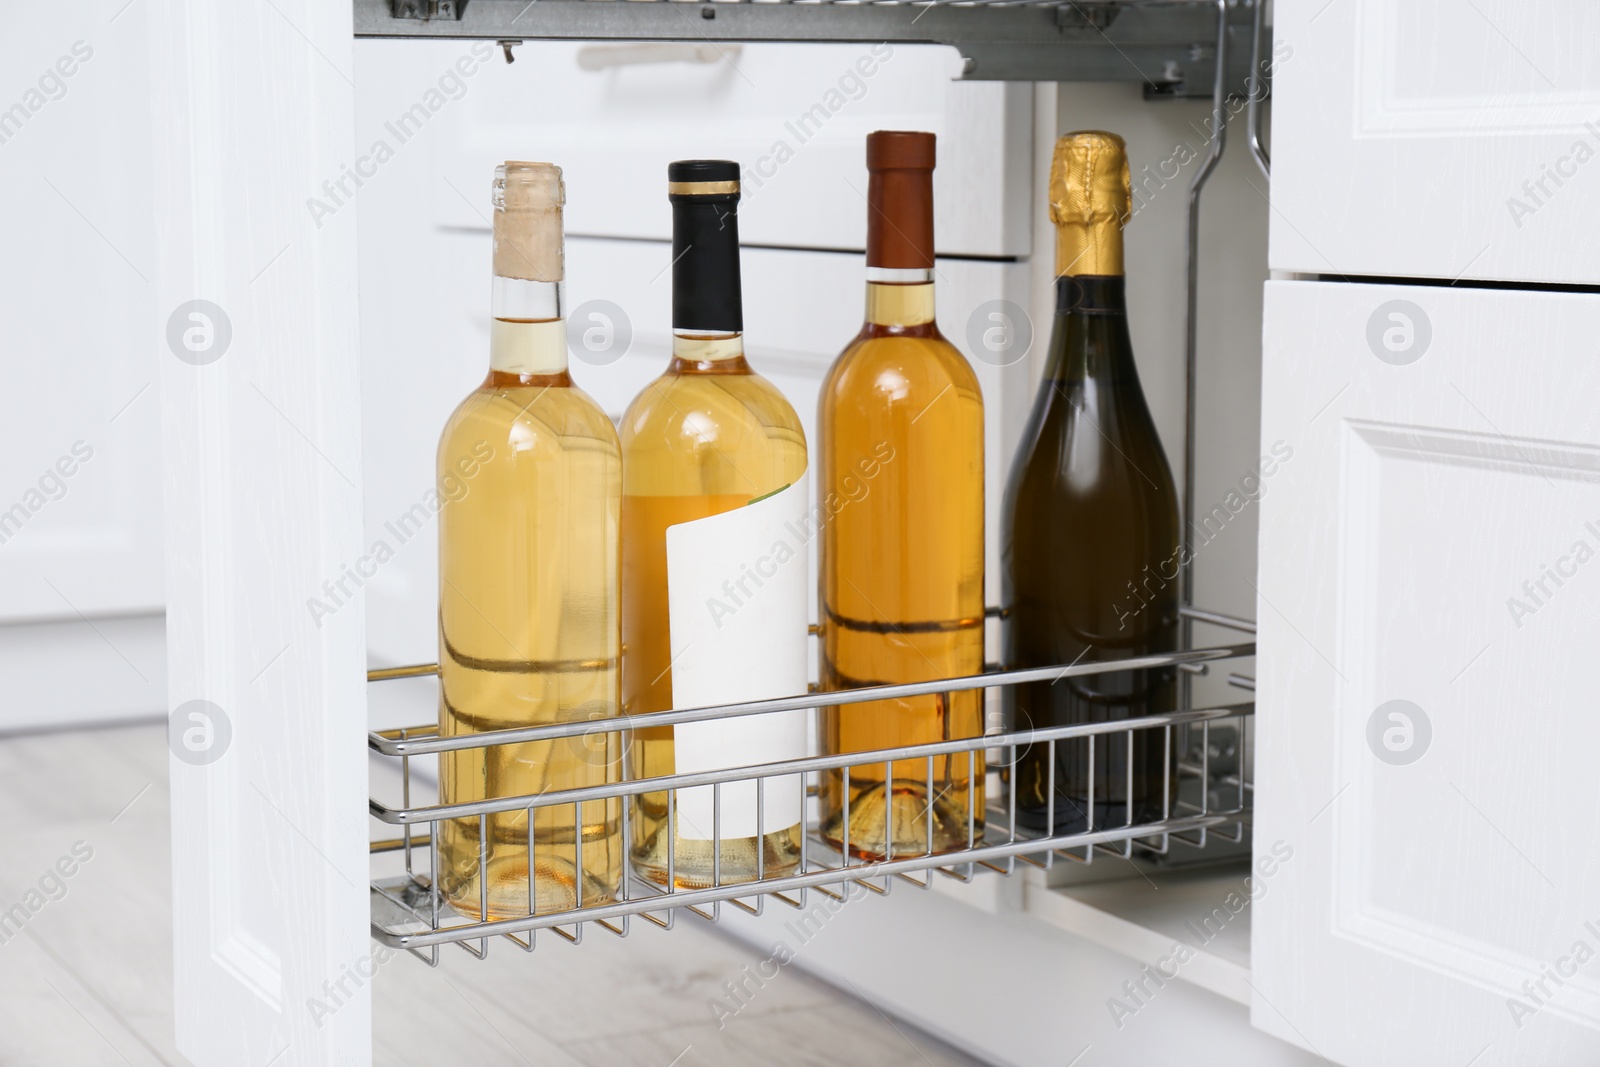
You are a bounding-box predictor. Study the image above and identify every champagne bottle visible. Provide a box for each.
[436,162,623,920]
[623,160,808,888]
[1002,132,1180,834]
[817,131,986,859]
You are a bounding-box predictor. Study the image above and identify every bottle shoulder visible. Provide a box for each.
[824,328,983,401]
[440,380,620,460]
[620,366,807,450]
[1006,383,1177,513]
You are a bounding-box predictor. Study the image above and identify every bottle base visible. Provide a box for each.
[632,827,803,889]
[438,851,618,922]
[820,777,982,861]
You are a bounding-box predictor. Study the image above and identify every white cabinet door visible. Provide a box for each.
[1272,0,1600,285]
[154,2,371,1064]
[0,1,162,622]
[1254,279,1600,1066]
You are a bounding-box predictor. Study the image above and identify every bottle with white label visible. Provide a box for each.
[621,160,809,888]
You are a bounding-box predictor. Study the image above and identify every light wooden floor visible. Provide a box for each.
[0,722,985,1066]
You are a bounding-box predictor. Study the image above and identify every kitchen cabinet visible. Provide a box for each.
[1253,3,1600,1063]
[123,0,1600,1065]
[1271,0,1600,284]
[1255,281,1600,1065]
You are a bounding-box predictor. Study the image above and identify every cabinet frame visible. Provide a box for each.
[154,1,1269,1063]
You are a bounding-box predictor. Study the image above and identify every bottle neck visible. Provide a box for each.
[489,275,567,375]
[864,160,936,335]
[489,161,567,377]
[1046,275,1136,383]
[866,166,934,271]
[1057,274,1127,314]
[1056,214,1125,278]
[865,271,935,329]
[669,329,749,374]
[671,194,743,334]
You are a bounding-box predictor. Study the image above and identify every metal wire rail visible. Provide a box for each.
[368,637,1255,963]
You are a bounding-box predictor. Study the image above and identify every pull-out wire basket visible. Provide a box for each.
[368,632,1255,963]
[361,0,1271,967]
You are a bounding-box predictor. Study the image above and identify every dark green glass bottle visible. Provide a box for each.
[1001,131,1180,834]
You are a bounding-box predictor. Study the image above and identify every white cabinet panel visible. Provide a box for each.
[0,1,161,622]
[1271,0,1600,284]
[1255,280,1600,1066]
[721,876,1325,1067]
[155,0,371,1063]
[351,39,1031,257]
[0,616,165,730]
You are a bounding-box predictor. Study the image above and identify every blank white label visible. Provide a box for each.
[666,475,810,841]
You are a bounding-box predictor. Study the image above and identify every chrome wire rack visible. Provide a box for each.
[360,0,1271,964]
[367,621,1255,963]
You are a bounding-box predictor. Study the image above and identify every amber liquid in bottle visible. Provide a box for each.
[624,163,808,887]
[1002,132,1180,834]
[818,132,985,859]
[437,162,623,920]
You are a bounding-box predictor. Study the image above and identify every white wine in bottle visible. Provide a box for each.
[623,161,809,888]
[817,132,986,860]
[437,161,623,920]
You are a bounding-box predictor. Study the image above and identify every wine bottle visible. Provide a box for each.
[623,160,809,888]
[1002,131,1180,834]
[436,162,623,920]
[817,131,986,859]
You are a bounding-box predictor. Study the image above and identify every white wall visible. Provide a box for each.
[0,0,164,730]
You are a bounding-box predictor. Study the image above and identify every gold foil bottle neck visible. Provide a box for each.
[1049,131,1130,277]
[493,160,565,283]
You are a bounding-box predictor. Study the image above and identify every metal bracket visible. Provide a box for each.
[1054,3,1122,33]
[390,0,466,21]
